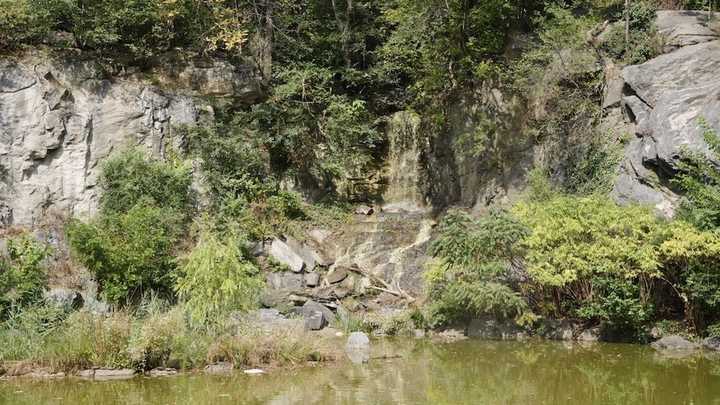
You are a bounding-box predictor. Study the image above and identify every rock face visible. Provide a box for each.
[612,13,720,216]
[0,51,260,227]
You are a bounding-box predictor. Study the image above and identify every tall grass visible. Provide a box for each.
[0,301,337,374]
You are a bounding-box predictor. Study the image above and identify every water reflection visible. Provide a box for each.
[2,340,720,404]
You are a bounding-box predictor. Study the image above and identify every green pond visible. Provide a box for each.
[2,339,720,404]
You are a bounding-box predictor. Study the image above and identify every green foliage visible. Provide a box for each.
[673,120,720,231]
[514,195,662,287]
[0,235,49,318]
[68,149,192,303]
[601,1,659,64]
[0,0,247,58]
[175,231,263,326]
[99,148,192,216]
[67,203,184,303]
[514,194,662,332]
[426,209,530,326]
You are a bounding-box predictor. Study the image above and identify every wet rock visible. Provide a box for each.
[204,362,234,374]
[305,310,326,330]
[93,369,136,380]
[148,368,178,377]
[326,267,349,284]
[467,318,526,340]
[304,272,320,287]
[268,239,305,272]
[243,369,265,375]
[302,300,336,324]
[354,205,374,215]
[346,332,371,364]
[651,335,699,351]
[702,337,720,351]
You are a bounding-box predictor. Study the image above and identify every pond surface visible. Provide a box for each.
[2,339,720,404]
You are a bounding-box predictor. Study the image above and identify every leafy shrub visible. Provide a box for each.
[425,209,530,326]
[68,149,191,304]
[175,231,263,326]
[601,1,659,64]
[673,120,720,231]
[68,203,183,303]
[99,148,192,216]
[0,235,49,318]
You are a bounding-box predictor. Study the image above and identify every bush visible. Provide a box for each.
[99,148,192,216]
[68,149,192,303]
[425,209,530,326]
[0,234,49,318]
[68,203,183,303]
[175,231,263,326]
[601,1,659,64]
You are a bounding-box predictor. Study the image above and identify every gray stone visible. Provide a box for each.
[76,369,95,378]
[304,310,326,330]
[93,369,136,380]
[304,272,320,287]
[0,51,260,227]
[656,10,719,52]
[615,40,720,214]
[702,336,720,351]
[266,272,303,290]
[268,239,305,273]
[345,332,371,364]
[204,362,234,374]
[284,235,317,270]
[326,267,349,284]
[651,335,699,351]
[302,300,336,325]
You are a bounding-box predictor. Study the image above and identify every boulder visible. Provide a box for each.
[702,336,720,351]
[268,239,305,272]
[345,332,371,364]
[304,272,320,287]
[284,236,317,270]
[651,335,699,351]
[266,272,303,290]
[615,40,720,213]
[326,267,349,284]
[656,10,719,52]
[302,300,336,324]
[304,310,326,330]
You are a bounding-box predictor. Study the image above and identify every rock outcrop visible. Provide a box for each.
[0,50,261,227]
[611,11,720,216]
